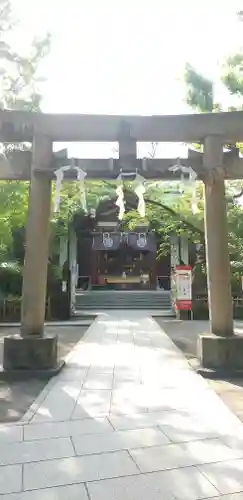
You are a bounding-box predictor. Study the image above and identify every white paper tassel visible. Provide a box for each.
[75,167,87,213]
[54,166,67,213]
[169,162,198,214]
[134,174,146,217]
[182,166,198,214]
[191,193,199,214]
[0,143,6,157]
[115,182,125,220]
[54,165,87,213]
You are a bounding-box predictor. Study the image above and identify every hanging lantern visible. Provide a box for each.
[137,232,147,248]
[90,208,96,219]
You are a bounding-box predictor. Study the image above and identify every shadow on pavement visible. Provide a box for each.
[155,318,243,423]
[0,325,89,423]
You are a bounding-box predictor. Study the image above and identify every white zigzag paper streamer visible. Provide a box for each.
[54,164,87,213]
[169,161,198,214]
[134,174,146,218]
[115,182,125,220]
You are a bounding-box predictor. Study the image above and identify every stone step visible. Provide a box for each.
[74,290,173,312]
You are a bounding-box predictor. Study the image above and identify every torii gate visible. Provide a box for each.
[1,109,243,375]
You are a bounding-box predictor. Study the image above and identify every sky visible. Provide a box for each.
[8,0,243,157]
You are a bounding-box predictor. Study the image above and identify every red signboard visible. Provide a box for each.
[175,265,192,311]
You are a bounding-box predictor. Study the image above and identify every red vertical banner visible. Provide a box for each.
[175,265,192,310]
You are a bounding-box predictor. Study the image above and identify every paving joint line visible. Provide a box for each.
[84,482,92,500]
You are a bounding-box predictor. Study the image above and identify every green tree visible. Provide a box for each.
[184,63,214,112]
[0,0,51,111]
[221,53,243,102]
[184,54,243,288]
[0,0,51,258]
[219,10,243,106]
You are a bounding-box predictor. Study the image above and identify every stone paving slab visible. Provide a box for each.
[208,495,243,500]
[86,466,220,500]
[86,473,177,500]
[2,312,243,498]
[130,438,242,473]
[72,427,170,456]
[23,416,113,441]
[0,484,89,500]
[23,450,139,490]
[198,459,243,495]
[0,424,23,443]
[0,436,75,466]
[0,464,22,495]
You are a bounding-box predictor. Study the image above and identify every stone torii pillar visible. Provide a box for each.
[21,134,52,337]
[3,134,58,373]
[198,136,243,373]
[203,136,233,336]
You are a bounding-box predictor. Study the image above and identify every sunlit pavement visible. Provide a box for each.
[1,312,243,499]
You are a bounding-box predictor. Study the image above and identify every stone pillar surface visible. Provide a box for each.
[69,228,78,314]
[21,134,53,337]
[180,236,189,265]
[59,236,68,268]
[203,136,233,337]
[170,235,180,272]
[118,120,137,172]
[119,138,137,159]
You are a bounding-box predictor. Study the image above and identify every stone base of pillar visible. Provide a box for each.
[197,334,243,377]
[1,334,64,380]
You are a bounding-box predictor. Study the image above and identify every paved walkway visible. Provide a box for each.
[1,313,243,499]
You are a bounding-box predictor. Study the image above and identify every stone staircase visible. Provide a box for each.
[74,290,174,316]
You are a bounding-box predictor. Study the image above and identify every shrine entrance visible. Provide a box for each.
[96,248,151,291]
[69,191,178,308]
[75,235,155,292]
[2,109,243,374]
[92,231,156,291]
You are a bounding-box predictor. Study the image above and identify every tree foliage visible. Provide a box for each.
[0,0,51,111]
[221,53,243,99]
[184,33,243,281]
[0,0,51,258]
[184,63,214,112]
